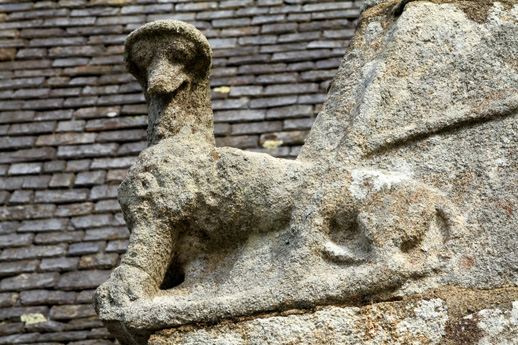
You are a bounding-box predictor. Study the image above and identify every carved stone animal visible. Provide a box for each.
[94,20,463,345]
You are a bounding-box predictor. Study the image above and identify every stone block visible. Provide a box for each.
[0,233,33,248]
[0,261,39,277]
[49,173,75,188]
[34,189,89,203]
[75,171,106,186]
[20,290,76,306]
[0,273,59,292]
[39,257,79,272]
[71,214,113,229]
[54,202,94,217]
[79,253,118,270]
[57,270,111,290]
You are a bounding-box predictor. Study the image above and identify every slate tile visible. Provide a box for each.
[71,214,113,229]
[66,316,104,330]
[260,130,309,146]
[0,244,66,261]
[68,241,105,256]
[96,129,146,142]
[20,290,76,306]
[232,121,283,135]
[8,121,55,135]
[271,49,331,62]
[117,141,146,155]
[54,203,94,218]
[0,204,56,221]
[89,185,118,200]
[0,191,10,204]
[266,105,314,119]
[57,270,111,290]
[0,233,33,248]
[216,135,258,148]
[261,22,297,34]
[105,239,128,253]
[284,117,316,130]
[22,175,52,189]
[7,163,42,175]
[39,257,79,272]
[34,189,89,203]
[298,94,326,104]
[250,96,298,109]
[43,161,66,173]
[255,73,299,84]
[212,97,249,111]
[57,143,119,159]
[0,322,24,336]
[93,199,121,213]
[214,109,265,123]
[37,330,89,342]
[0,273,59,292]
[0,221,19,235]
[0,261,39,277]
[0,333,40,344]
[83,227,128,241]
[85,116,147,131]
[121,104,147,115]
[34,109,74,121]
[75,171,106,186]
[66,160,91,172]
[79,253,118,270]
[105,169,127,183]
[49,173,75,188]
[56,120,86,132]
[8,191,33,205]
[0,293,18,308]
[264,84,318,96]
[90,157,136,169]
[35,231,84,245]
[24,320,66,332]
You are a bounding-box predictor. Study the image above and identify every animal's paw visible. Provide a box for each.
[93,265,158,322]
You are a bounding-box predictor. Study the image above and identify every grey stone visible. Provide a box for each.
[18,218,69,232]
[0,260,39,277]
[0,233,33,248]
[49,305,97,320]
[20,290,76,306]
[0,245,66,261]
[39,257,79,272]
[68,241,105,256]
[94,10,518,345]
[0,293,18,308]
[59,270,111,290]
[0,273,59,292]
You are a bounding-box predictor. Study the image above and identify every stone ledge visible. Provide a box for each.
[150,286,518,345]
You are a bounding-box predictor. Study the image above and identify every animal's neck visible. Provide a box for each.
[146,80,214,146]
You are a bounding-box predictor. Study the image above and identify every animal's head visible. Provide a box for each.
[124,20,214,145]
[124,20,212,98]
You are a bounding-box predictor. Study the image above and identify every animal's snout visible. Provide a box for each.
[147,57,189,95]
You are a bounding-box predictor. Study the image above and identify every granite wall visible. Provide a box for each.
[0,0,361,344]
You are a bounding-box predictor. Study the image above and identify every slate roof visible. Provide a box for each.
[0,0,361,343]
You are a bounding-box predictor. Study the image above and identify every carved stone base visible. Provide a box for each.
[150,287,518,345]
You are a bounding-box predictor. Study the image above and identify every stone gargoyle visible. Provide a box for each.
[94,1,518,344]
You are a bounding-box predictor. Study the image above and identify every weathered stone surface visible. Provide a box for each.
[93,5,518,344]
